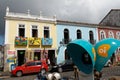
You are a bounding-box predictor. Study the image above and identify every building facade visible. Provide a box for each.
[56,20,98,63]
[4,7,57,71]
[98,9,120,64]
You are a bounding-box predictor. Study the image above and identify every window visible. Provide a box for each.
[100,30,106,40]
[26,62,35,66]
[18,24,25,37]
[89,31,94,40]
[64,29,69,44]
[36,62,41,65]
[77,29,82,39]
[32,25,38,37]
[108,31,114,38]
[44,26,49,38]
[116,32,120,40]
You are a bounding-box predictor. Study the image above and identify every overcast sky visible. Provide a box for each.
[0,0,120,44]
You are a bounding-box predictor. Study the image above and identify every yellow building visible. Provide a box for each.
[4,7,57,71]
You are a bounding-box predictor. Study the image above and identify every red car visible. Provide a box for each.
[11,60,48,77]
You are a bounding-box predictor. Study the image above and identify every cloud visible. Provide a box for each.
[0,0,120,44]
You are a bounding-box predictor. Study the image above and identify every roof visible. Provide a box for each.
[99,9,120,27]
[57,20,98,28]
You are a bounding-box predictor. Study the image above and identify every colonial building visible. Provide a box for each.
[98,9,120,40]
[56,20,98,64]
[98,9,120,64]
[4,7,57,71]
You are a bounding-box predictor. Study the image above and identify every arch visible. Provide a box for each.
[100,30,106,40]
[108,31,114,38]
[89,30,94,40]
[63,28,69,44]
[116,31,120,40]
[76,29,82,39]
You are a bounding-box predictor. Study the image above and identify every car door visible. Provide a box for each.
[24,62,36,74]
[60,61,69,71]
[34,61,42,73]
[62,60,73,71]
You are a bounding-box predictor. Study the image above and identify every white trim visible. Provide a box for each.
[25,24,26,37]
[49,26,51,38]
[17,24,19,36]
[43,26,50,38]
[30,25,32,37]
[15,48,26,51]
[5,20,9,44]
[116,31,120,40]
[6,12,56,22]
[17,24,26,37]
[100,30,106,40]
[38,25,40,38]
[15,49,26,56]
[41,48,56,50]
[96,28,99,42]
[30,25,39,37]
[108,31,114,38]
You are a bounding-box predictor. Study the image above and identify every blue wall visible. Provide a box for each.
[56,24,98,48]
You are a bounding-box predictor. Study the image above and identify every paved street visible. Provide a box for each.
[0,66,120,80]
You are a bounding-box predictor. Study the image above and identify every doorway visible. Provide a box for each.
[48,50,55,66]
[34,52,41,60]
[17,50,25,66]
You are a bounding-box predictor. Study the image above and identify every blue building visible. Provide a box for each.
[56,20,98,64]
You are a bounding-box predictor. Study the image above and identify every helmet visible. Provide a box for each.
[53,72,61,80]
[47,73,53,80]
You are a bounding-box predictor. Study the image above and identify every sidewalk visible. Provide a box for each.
[108,76,120,80]
[0,71,10,79]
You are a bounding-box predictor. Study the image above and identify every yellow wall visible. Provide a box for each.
[7,19,57,50]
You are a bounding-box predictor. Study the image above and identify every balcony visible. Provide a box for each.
[15,36,27,46]
[62,38,72,44]
[29,37,41,46]
[89,40,96,45]
[41,38,52,46]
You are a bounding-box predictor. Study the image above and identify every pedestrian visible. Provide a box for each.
[36,72,47,80]
[74,66,79,80]
[47,58,50,66]
[94,69,102,80]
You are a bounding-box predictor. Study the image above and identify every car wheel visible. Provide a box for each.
[41,69,46,74]
[58,67,62,73]
[16,71,22,77]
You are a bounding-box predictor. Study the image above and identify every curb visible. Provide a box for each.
[108,76,120,80]
[0,76,10,79]
[0,72,11,76]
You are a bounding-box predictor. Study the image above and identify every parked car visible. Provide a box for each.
[50,60,74,73]
[11,60,48,77]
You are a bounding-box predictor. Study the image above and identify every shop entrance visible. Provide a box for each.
[34,52,41,60]
[48,50,55,66]
[17,50,25,66]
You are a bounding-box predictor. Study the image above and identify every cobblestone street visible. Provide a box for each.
[1,66,120,80]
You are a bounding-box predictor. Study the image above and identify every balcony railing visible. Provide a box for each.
[15,36,27,46]
[41,38,53,46]
[62,38,72,44]
[89,40,96,45]
[29,37,41,46]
